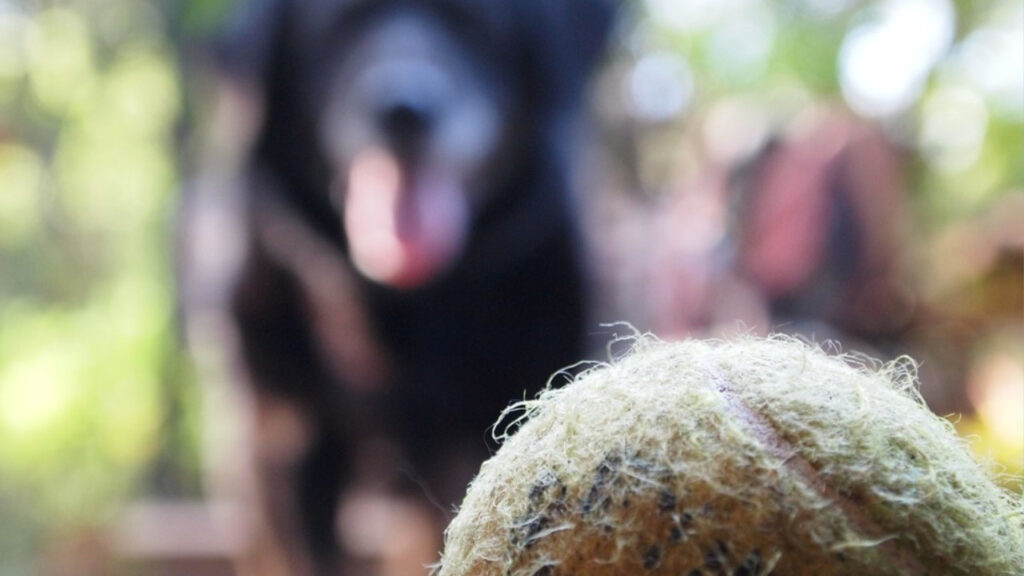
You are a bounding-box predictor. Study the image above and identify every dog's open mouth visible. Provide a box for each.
[343,147,469,289]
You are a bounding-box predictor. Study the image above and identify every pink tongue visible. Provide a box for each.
[344,149,468,289]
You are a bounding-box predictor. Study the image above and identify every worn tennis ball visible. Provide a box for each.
[439,336,1023,575]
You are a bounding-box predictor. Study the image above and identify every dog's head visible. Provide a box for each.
[214,0,616,289]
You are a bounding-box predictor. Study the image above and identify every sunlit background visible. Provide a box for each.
[0,0,1020,573]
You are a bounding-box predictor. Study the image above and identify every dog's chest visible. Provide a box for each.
[365,234,586,393]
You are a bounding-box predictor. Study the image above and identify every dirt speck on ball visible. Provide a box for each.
[438,336,1024,575]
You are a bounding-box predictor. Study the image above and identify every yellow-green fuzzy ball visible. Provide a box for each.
[439,336,1023,575]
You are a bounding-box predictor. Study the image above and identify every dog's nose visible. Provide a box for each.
[376,95,436,146]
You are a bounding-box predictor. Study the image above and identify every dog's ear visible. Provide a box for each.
[563,0,619,78]
[216,0,290,88]
[214,0,329,188]
[516,0,619,112]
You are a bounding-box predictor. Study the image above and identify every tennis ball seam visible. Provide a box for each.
[710,365,927,574]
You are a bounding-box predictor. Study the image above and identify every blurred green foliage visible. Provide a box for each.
[631,0,1022,226]
[0,0,204,568]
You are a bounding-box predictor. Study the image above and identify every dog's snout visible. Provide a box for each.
[376,94,436,143]
[325,16,504,171]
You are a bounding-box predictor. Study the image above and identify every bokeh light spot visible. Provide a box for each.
[25,8,97,116]
[919,85,989,172]
[0,144,45,248]
[626,52,694,122]
[839,0,954,117]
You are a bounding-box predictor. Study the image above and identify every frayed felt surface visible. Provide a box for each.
[439,335,1024,576]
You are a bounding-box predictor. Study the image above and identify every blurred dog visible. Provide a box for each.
[180,0,615,574]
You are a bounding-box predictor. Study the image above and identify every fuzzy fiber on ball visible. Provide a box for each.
[438,335,1023,576]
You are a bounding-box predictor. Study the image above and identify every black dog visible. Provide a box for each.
[180,0,615,573]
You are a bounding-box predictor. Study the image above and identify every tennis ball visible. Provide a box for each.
[439,336,1023,575]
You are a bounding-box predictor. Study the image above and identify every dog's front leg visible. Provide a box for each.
[245,391,323,576]
[230,246,350,576]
